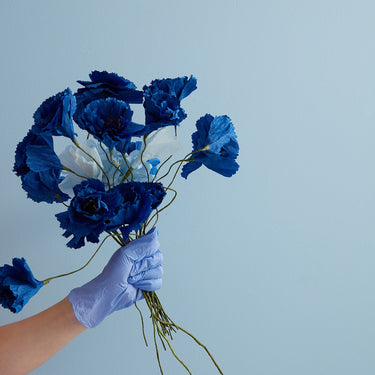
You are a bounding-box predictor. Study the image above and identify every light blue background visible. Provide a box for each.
[1,0,375,374]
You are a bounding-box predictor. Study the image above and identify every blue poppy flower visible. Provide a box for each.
[56,179,164,248]
[143,75,197,131]
[74,71,143,128]
[181,114,239,179]
[13,131,70,203]
[78,98,147,150]
[143,182,166,209]
[0,258,43,313]
[108,182,154,239]
[56,179,116,249]
[32,88,76,141]
[14,131,53,177]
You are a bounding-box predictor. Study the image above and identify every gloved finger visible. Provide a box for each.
[129,264,163,288]
[133,276,162,292]
[122,227,160,262]
[101,246,133,277]
[129,250,163,277]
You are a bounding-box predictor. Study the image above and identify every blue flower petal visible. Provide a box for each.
[147,158,160,175]
[14,131,53,177]
[181,160,202,179]
[0,258,43,313]
[74,71,143,128]
[56,179,110,249]
[79,98,147,150]
[22,170,70,203]
[14,131,69,203]
[26,144,62,172]
[143,182,166,209]
[32,88,76,141]
[182,114,239,179]
[143,75,197,131]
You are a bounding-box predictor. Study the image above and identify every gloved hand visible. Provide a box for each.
[68,227,162,328]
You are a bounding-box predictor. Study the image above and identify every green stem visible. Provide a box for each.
[143,291,224,375]
[73,139,111,187]
[152,312,164,375]
[99,143,113,166]
[140,135,150,182]
[106,231,123,246]
[146,188,177,227]
[152,155,173,182]
[62,165,91,181]
[99,143,125,186]
[166,161,191,190]
[110,151,125,185]
[145,208,160,230]
[120,154,134,183]
[54,194,69,207]
[153,315,224,375]
[144,292,192,375]
[43,234,112,285]
[155,146,209,184]
[157,326,192,375]
[155,158,188,183]
[134,300,148,347]
[109,230,127,246]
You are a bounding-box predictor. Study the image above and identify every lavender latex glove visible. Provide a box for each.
[68,227,162,328]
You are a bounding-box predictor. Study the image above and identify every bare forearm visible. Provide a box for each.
[0,297,86,375]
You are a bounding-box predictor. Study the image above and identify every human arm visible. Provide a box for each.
[0,228,162,374]
[0,297,86,375]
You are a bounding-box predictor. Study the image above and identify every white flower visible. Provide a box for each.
[58,140,103,197]
[129,127,182,170]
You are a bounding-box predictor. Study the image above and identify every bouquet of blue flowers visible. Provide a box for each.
[2,71,239,374]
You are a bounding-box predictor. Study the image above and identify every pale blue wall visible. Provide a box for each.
[1,1,375,374]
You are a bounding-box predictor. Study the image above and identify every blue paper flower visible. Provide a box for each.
[14,131,53,177]
[108,182,154,239]
[0,258,43,313]
[181,114,239,179]
[143,75,197,131]
[74,70,143,128]
[32,88,76,141]
[143,182,166,209]
[13,131,70,203]
[56,179,164,248]
[79,98,147,150]
[56,179,117,249]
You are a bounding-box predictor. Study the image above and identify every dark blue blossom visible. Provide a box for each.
[181,114,239,179]
[32,88,76,141]
[143,182,166,209]
[143,75,197,131]
[74,71,143,128]
[56,179,117,249]
[78,98,146,150]
[13,131,70,203]
[107,182,154,239]
[56,180,165,248]
[0,258,43,313]
[14,131,53,177]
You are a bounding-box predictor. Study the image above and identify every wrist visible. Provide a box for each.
[61,296,88,332]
